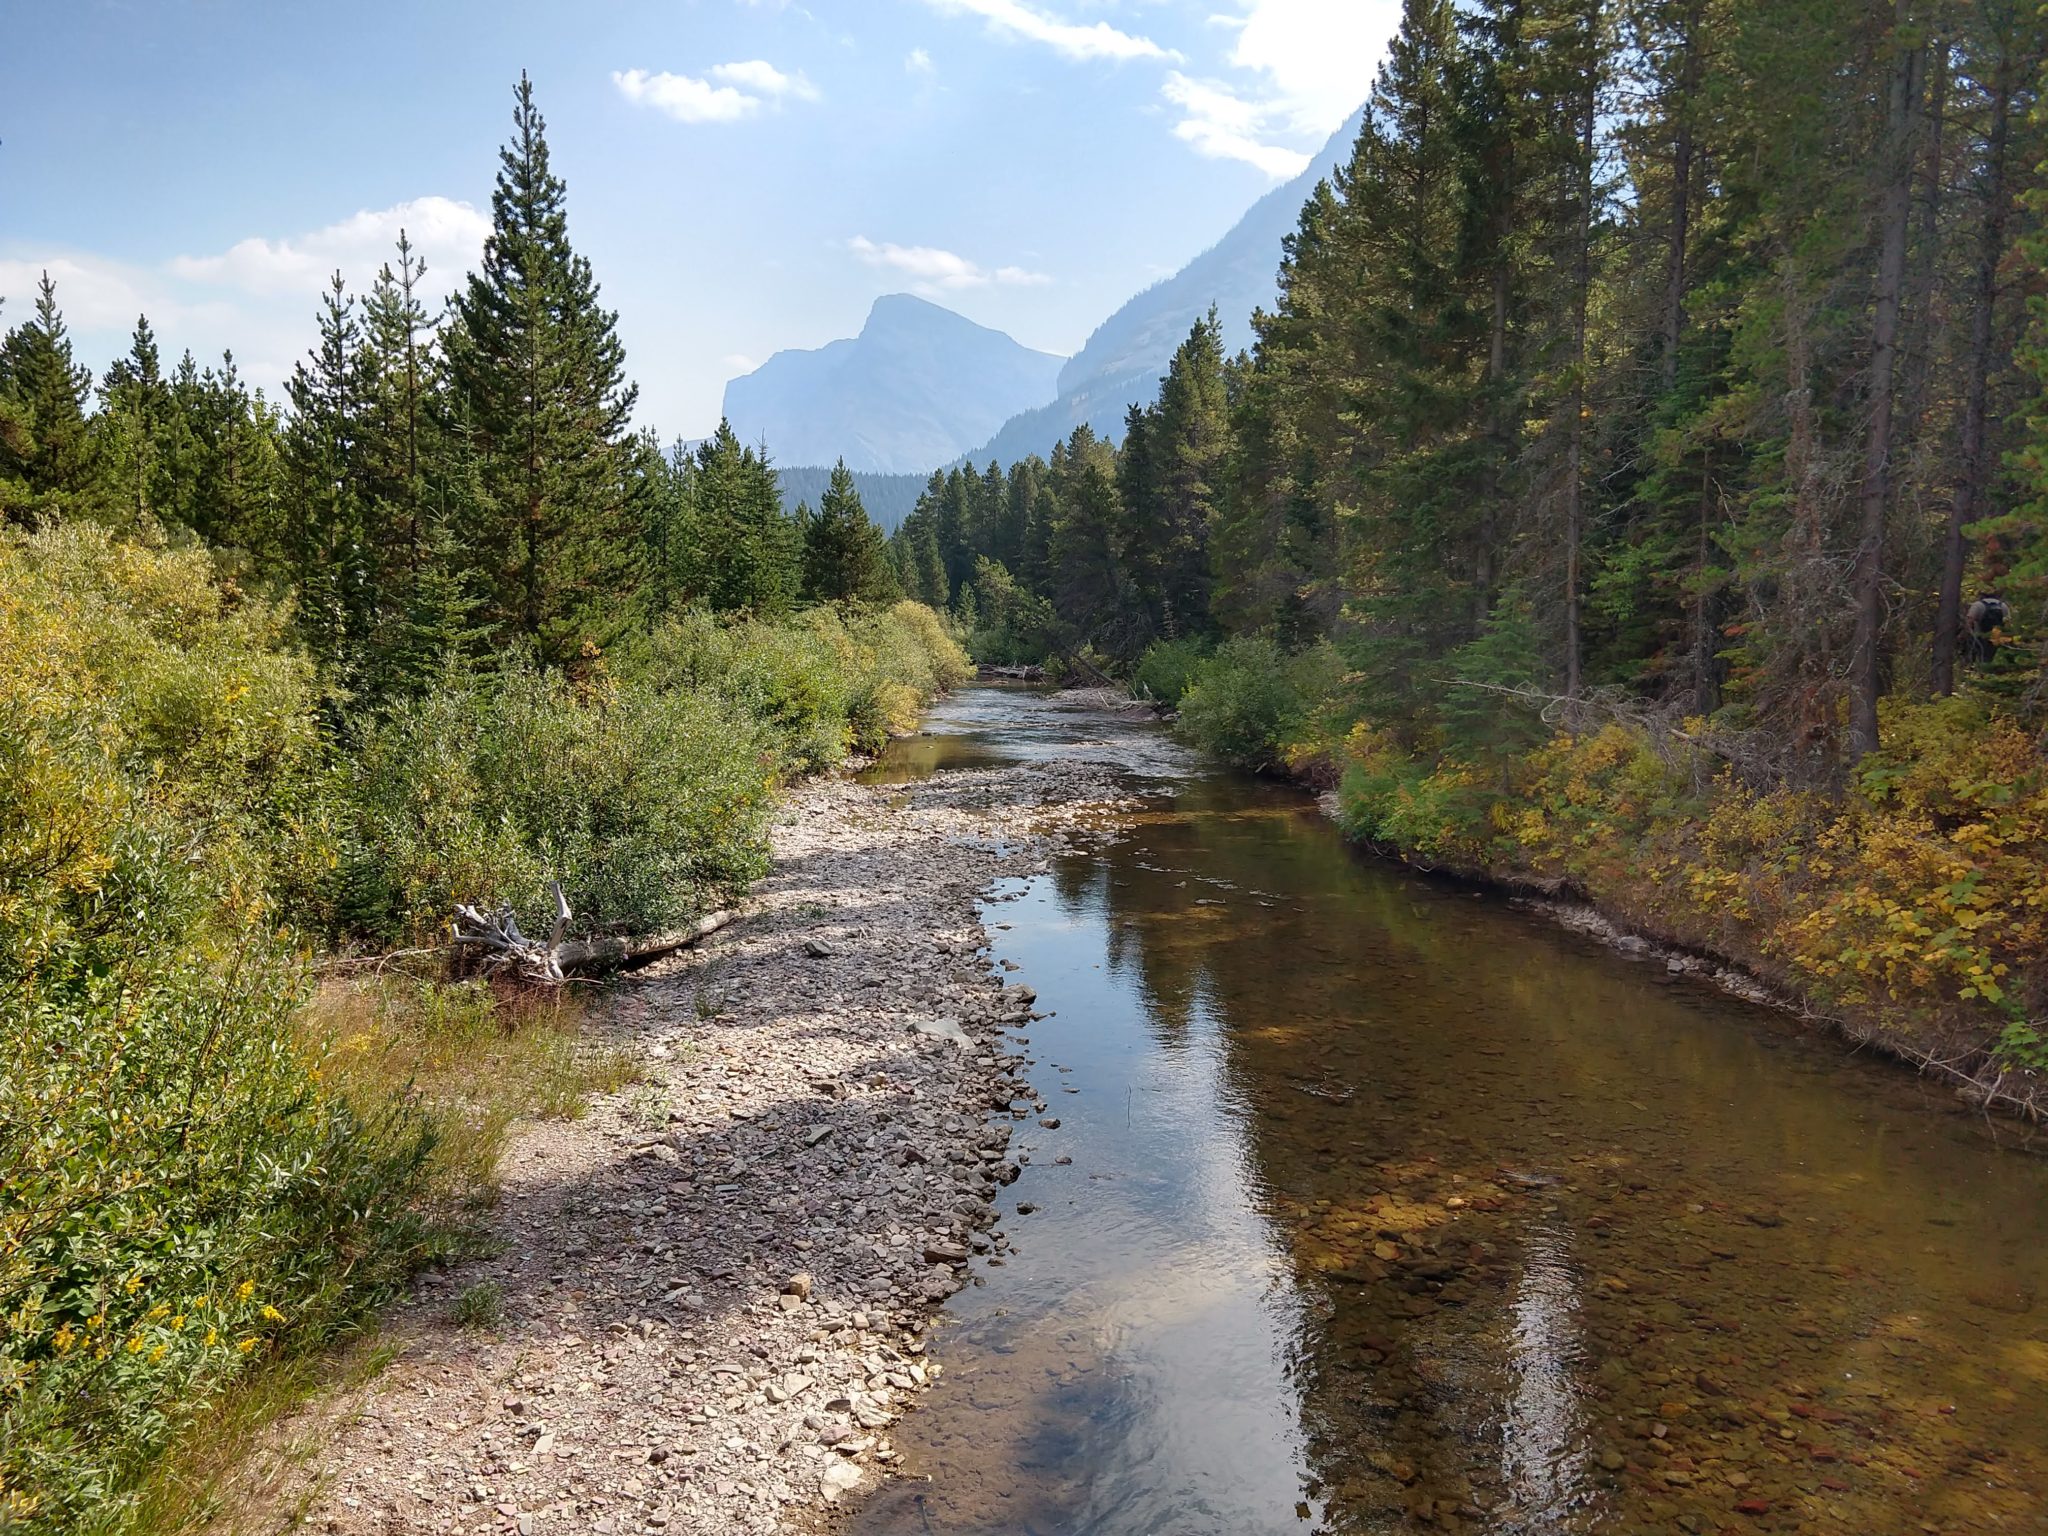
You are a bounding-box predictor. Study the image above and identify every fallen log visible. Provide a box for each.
[450,885,739,984]
[554,909,740,975]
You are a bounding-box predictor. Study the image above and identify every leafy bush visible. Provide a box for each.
[634,600,969,770]
[0,528,969,1529]
[1175,636,1342,772]
[1132,636,1213,708]
[1330,690,2048,1073]
[323,666,778,946]
[0,526,433,1534]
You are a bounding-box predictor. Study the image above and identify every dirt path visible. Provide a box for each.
[290,752,1128,1536]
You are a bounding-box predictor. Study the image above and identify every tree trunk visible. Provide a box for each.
[1563,4,1598,699]
[1932,41,2014,695]
[1899,36,1950,446]
[1661,0,1703,394]
[1692,456,1720,713]
[1847,10,1924,762]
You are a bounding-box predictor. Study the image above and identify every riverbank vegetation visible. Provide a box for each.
[900,0,2048,1099]
[0,79,964,1533]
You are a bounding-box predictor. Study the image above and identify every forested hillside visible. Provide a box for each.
[0,76,957,1533]
[895,0,2048,1092]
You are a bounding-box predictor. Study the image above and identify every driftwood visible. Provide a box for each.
[553,909,740,975]
[979,663,1046,681]
[451,882,573,984]
[451,884,739,984]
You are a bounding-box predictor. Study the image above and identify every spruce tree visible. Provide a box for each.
[680,421,802,614]
[0,273,96,526]
[802,460,899,604]
[97,316,170,528]
[445,72,647,663]
[284,273,369,670]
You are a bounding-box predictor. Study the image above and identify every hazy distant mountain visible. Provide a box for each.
[966,108,1364,470]
[722,294,1065,476]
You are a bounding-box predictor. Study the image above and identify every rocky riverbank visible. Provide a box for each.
[283,747,1133,1536]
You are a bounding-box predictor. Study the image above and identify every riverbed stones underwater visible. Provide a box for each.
[285,750,1134,1536]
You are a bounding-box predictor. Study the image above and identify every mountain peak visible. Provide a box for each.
[970,104,1366,467]
[722,298,1066,476]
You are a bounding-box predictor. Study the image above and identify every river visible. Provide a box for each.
[849,686,2048,1536]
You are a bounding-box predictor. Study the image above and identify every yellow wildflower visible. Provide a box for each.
[234,1280,254,1302]
[51,1324,76,1354]
[237,1337,257,1354]
[259,1304,284,1324]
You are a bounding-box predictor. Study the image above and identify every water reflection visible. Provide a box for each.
[851,688,2048,1536]
[1499,1223,1587,1527]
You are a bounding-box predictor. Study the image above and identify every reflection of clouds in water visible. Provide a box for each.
[1501,1223,1589,1527]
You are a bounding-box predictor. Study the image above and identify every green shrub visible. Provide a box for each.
[326,665,778,946]
[633,600,969,769]
[1133,636,1213,708]
[0,527,434,1535]
[1175,636,1341,772]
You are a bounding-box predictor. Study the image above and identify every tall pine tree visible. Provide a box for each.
[445,73,647,664]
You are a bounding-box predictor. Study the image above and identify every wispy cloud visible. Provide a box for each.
[169,196,489,296]
[847,235,1050,296]
[1224,0,1397,134]
[710,59,820,101]
[905,47,935,75]
[7,195,490,398]
[613,60,819,123]
[0,252,182,333]
[1162,72,1310,179]
[1159,1,1396,179]
[919,0,1177,64]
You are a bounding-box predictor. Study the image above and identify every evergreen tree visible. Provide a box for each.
[97,316,171,528]
[802,460,899,604]
[0,273,96,526]
[445,72,647,663]
[674,420,803,614]
[283,273,369,670]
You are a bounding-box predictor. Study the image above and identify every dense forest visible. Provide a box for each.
[0,77,957,1533]
[896,0,2048,1081]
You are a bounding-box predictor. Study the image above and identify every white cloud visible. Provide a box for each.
[0,253,166,333]
[613,67,762,122]
[1158,1,1396,179]
[709,59,820,101]
[847,235,1050,296]
[905,47,935,74]
[6,193,489,406]
[1162,71,1310,178]
[170,196,490,297]
[722,352,760,375]
[1224,0,1399,135]
[919,0,1178,64]
[613,61,819,124]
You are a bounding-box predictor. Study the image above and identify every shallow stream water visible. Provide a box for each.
[851,687,2048,1536]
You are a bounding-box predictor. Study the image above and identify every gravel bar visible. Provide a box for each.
[295,750,1131,1536]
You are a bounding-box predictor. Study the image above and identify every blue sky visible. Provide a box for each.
[1,0,1397,438]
